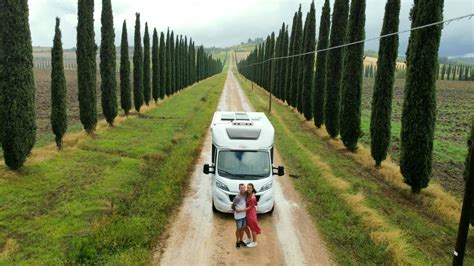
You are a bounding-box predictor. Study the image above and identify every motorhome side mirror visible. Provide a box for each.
[203,164,210,174]
[278,166,285,176]
[203,164,215,174]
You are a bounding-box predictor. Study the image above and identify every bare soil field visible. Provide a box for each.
[361,78,474,197]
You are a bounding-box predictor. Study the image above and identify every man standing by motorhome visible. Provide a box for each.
[233,184,251,247]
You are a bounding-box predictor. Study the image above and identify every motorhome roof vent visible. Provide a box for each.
[235,112,250,121]
[221,113,235,121]
[226,128,261,140]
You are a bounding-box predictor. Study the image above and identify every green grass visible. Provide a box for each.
[0,72,226,264]
[234,72,474,264]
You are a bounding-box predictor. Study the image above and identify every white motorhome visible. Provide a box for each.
[203,112,284,214]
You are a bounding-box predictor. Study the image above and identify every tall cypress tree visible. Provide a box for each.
[159,31,166,99]
[133,13,143,111]
[166,29,171,96]
[100,0,117,126]
[170,31,175,93]
[292,6,303,109]
[400,0,444,193]
[286,11,298,105]
[120,20,131,116]
[324,0,349,138]
[174,35,180,91]
[274,24,283,99]
[77,0,97,133]
[51,18,68,149]
[0,0,36,169]
[51,18,67,149]
[313,0,331,128]
[143,22,151,106]
[152,28,159,103]
[440,64,446,80]
[370,0,400,166]
[302,1,316,120]
[340,0,366,151]
[280,25,289,102]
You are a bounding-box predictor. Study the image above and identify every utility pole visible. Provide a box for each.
[453,138,474,265]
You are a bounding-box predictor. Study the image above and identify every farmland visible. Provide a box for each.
[360,78,474,197]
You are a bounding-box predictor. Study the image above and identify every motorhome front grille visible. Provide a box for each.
[228,194,261,202]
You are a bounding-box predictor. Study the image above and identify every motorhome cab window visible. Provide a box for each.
[217,150,270,179]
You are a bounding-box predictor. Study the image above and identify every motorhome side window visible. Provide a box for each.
[212,145,216,163]
[217,150,270,180]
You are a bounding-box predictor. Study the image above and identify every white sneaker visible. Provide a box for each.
[246,241,257,248]
[243,239,252,245]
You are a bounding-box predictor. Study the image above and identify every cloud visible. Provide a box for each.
[27,0,474,57]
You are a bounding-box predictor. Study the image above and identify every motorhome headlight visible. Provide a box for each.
[260,182,272,192]
[216,180,230,191]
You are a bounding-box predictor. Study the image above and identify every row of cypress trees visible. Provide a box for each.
[440,64,473,81]
[238,0,446,193]
[0,0,223,170]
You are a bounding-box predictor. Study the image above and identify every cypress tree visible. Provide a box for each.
[152,28,159,103]
[459,65,464,81]
[370,0,400,166]
[400,0,444,193]
[133,13,143,112]
[286,11,298,106]
[440,64,446,80]
[274,24,283,99]
[464,66,470,81]
[143,22,151,105]
[120,20,131,116]
[269,32,276,97]
[0,0,36,169]
[301,1,316,120]
[100,0,117,127]
[340,0,366,151]
[174,35,180,91]
[166,29,171,96]
[159,31,166,99]
[447,64,451,80]
[314,0,331,128]
[280,25,289,102]
[324,0,350,138]
[184,37,188,88]
[292,6,303,110]
[51,18,68,149]
[170,31,175,93]
[77,0,97,133]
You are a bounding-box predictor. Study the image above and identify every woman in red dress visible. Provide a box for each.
[244,183,261,247]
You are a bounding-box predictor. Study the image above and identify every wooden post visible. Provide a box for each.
[453,139,474,265]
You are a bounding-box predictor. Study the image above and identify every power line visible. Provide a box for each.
[238,13,474,69]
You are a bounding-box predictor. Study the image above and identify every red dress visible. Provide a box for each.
[246,195,261,234]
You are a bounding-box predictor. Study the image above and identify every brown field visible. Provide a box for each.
[361,77,474,197]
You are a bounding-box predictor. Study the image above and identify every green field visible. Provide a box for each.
[234,71,474,264]
[0,72,226,264]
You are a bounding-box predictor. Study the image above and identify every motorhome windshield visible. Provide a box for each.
[217,150,270,180]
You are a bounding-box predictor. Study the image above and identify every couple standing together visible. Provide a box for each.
[233,183,261,248]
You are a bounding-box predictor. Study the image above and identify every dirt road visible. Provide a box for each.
[152,65,333,265]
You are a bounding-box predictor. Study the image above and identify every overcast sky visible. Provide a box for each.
[29,0,474,57]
